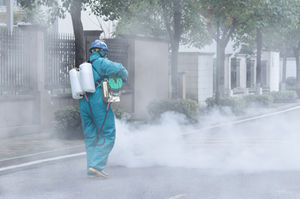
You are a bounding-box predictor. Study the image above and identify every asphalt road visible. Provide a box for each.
[1,108,300,199]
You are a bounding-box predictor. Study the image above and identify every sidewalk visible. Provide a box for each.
[1,100,300,169]
[0,130,83,161]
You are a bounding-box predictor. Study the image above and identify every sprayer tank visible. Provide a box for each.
[69,68,83,99]
[79,62,96,93]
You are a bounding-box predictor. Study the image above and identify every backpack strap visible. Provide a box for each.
[88,58,105,88]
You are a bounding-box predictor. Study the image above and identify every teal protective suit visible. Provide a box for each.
[79,52,128,173]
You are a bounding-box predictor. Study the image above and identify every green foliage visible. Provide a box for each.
[116,0,211,48]
[148,99,198,120]
[111,107,124,120]
[115,1,166,38]
[286,77,297,89]
[234,0,300,55]
[18,0,131,22]
[271,91,298,103]
[22,6,50,25]
[206,96,246,114]
[54,106,83,139]
[243,94,274,107]
[291,88,300,98]
[205,97,216,108]
[206,94,274,114]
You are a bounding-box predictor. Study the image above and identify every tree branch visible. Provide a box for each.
[223,18,237,46]
[207,22,217,41]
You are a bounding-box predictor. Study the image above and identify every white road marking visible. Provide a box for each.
[0,145,84,162]
[168,194,186,199]
[0,152,86,172]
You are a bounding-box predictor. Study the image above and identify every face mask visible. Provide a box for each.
[99,50,107,57]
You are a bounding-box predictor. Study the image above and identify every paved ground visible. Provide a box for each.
[1,103,300,199]
[1,156,300,199]
[0,131,82,160]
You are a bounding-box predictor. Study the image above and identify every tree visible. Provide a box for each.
[233,0,297,88]
[199,0,260,102]
[116,0,210,98]
[19,0,131,66]
[234,0,300,87]
[199,0,288,102]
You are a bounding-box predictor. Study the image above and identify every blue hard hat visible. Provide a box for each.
[89,40,108,52]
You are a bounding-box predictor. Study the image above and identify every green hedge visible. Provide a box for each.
[54,106,83,139]
[111,105,128,120]
[206,94,274,114]
[271,91,297,103]
[286,77,297,89]
[243,94,274,107]
[206,96,245,114]
[288,87,300,99]
[148,99,198,120]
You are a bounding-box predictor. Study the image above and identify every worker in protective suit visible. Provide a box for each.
[79,40,128,178]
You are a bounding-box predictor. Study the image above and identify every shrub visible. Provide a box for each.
[243,94,274,107]
[289,87,300,99]
[286,77,297,89]
[205,97,216,108]
[112,108,124,119]
[148,99,198,120]
[220,96,246,114]
[205,96,246,114]
[54,106,83,139]
[271,91,297,103]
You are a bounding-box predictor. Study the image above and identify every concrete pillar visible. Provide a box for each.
[19,25,50,127]
[179,72,186,99]
[238,55,247,89]
[35,28,52,127]
[5,0,13,33]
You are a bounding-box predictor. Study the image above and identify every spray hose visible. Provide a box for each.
[84,94,111,146]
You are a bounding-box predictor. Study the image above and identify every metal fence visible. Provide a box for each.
[0,29,130,95]
[45,33,75,93]
[0,29,35,95]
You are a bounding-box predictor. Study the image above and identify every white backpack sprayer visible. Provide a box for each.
[69,61,123,145]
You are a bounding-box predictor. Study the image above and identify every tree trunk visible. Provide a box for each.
[294,47,300,87]
[171,43,179,98]
[215,21,220,104]
[170,0,182,98]
[219,42,226,90]
[215,21,230,104]
[256,28,262,87]
[70,1,86,67]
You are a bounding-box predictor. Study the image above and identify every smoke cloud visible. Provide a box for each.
[110,110,300,172]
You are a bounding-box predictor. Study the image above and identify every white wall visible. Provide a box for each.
[134,39,169,119]
[197,54,214,105]
[235,54,247,89]
[262,51,280,91]
[224,54,233,91]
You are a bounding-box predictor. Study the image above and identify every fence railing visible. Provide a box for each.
[0,29,35,95]
[0,29,131,96]
[45,33,75,93]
